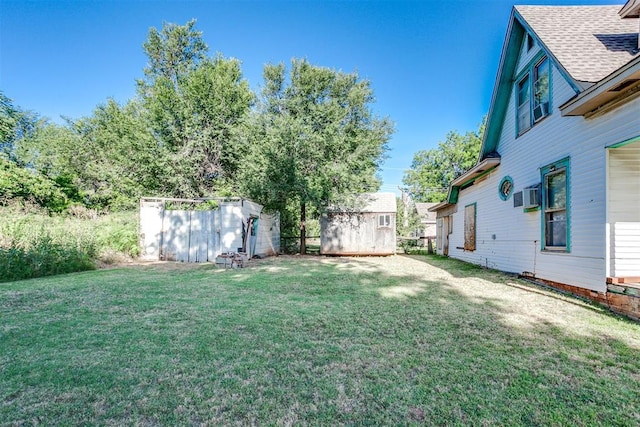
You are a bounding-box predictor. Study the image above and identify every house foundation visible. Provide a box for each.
[521,274,640,321]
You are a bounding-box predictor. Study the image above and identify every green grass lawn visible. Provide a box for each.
[1,255,639,425]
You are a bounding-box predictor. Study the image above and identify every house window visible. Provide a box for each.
[541,158,570,251]
[533,57,550,122]
[378,214,391,228]
[516,55,551,135]
[464,203,476,251]
[525,33,535,51]
[517,75,531,133]
[498,176,514,201]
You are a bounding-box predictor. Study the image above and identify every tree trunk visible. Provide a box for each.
[299,202,306,255]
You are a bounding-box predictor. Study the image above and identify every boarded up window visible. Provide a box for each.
[464,204,476,251]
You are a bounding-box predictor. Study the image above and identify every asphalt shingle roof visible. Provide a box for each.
[516,5,640,84]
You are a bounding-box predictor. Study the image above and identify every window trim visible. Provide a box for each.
[533,57,550,124]
[515,52,552,136]
[540,157,570,252]
[378,214,391,228]
[498,176,514,201]
[525,33,535,52]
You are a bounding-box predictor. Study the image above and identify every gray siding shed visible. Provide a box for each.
[320,192,397,256]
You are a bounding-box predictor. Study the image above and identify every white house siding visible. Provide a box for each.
[447,63,640,292]
[608,142,640,277]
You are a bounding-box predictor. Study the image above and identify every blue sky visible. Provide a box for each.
[0,0,624,193]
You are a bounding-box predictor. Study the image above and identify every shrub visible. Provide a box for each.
[0,209,138,282]
[0,158,71,212]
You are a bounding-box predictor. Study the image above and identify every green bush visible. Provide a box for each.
[0,158,71,212]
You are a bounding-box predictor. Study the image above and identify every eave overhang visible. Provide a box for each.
[561,56,640,117]
[428,201,450,213]
[451,157,501,188]
[620,0,640,18]
[429,157,502,212]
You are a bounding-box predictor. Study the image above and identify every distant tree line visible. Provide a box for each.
[403,119,484,203]
[1,20,393,248]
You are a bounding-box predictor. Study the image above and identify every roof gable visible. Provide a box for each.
[516,5,639,84]
[480,5,639,161]
[435,4,640,210]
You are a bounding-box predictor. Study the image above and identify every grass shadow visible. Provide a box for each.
[1,254,639,425]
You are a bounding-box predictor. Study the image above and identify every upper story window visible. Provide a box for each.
[516,55,551,136]
[517,75,531,133]
[526,33,535,51]
[533,57,550,122]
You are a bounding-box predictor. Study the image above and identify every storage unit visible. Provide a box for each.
[320,192,397,256]
[139,197,279,262]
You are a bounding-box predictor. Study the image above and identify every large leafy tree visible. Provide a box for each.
[403,119,485,202]
[0,92,38,163]
[138,20,253,198]
[14,99,156,210]
[67,99,161,209]
[240,59,393,253]
[0,93,81,211]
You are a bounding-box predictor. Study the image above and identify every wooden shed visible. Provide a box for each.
[320,192,397,256]
[139,197,279,263]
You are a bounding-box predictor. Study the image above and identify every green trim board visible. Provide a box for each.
[448,187,460,204]
[540,157,571,252]
[480,15,524,160]
[498,176,514,201]
[606,135,640,149]
[448,164,500,204]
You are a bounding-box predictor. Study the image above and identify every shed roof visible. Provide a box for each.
[328,192,397,213]
[516,5,639,84]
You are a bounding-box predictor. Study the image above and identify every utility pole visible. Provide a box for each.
[399,186,409,231]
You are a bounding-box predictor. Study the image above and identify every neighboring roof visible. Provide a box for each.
[327,192,397,213]
[515,5,640,84]
[415,203,438,221]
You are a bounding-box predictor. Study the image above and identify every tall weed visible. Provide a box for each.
[0,208,138,282]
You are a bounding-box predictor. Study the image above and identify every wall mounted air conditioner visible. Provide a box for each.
[523,187,539,208]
